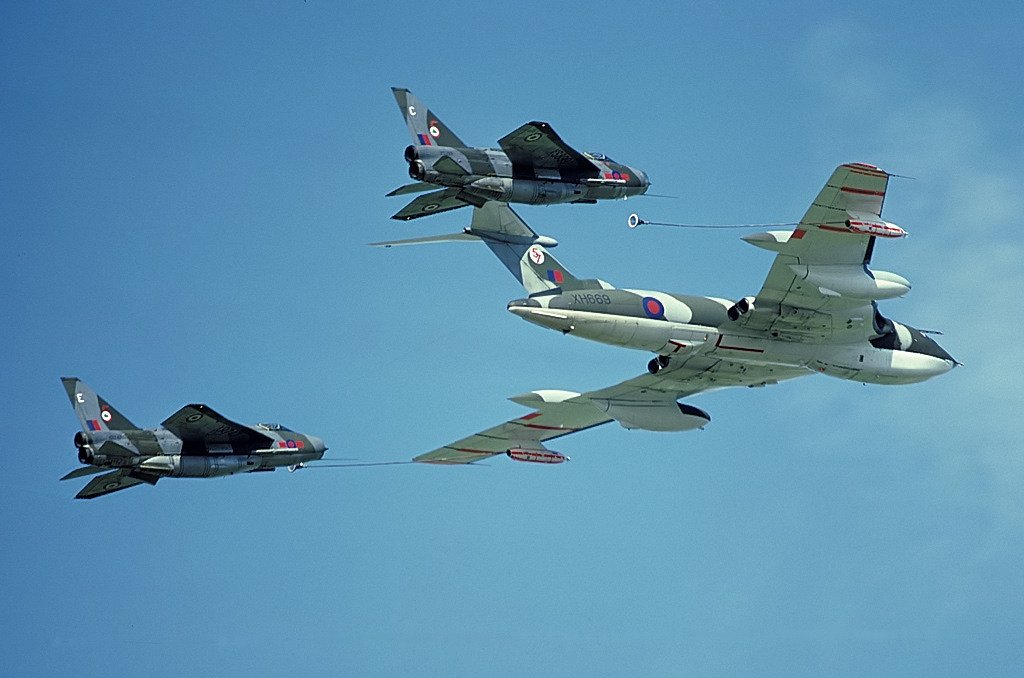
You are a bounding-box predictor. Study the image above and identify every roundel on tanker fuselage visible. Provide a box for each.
[642,296,665,320]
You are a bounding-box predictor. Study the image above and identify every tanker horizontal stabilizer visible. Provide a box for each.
[370,232,481,247]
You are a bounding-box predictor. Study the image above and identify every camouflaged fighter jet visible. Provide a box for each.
[387,87,650,220]
[373,163,957,464]
[60,378,327,499]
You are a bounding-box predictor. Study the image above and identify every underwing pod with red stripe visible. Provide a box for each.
[506,448,569,464]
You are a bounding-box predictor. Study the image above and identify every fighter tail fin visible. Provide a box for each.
[391,87,467,148]
[61,377,139,432]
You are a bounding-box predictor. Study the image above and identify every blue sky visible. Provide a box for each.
[3,2,1023,675]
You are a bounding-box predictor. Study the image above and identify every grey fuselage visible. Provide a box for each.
[74,425,326,479]
[508,287,956,386]
[405,144,650,206]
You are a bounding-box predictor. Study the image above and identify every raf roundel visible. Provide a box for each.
[100,409,112,422]
[642,296,665,320]
[429,121,441,138]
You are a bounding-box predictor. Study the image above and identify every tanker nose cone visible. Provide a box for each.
[507,298,541,315]
[507,298,573,332]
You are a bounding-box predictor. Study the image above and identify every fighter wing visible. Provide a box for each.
[497,122,601,176]
[414,356,809,464]
[61,465,107,481]
[391,188,472,221]
[385,181,437,197]
[75,469,149,500]
[161,404,274,448]
[736,163,897,342]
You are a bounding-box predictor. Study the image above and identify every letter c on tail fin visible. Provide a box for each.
[391,87,467,148]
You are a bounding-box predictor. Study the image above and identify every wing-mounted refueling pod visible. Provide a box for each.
[506,447,569,464]
[842,211,907,238]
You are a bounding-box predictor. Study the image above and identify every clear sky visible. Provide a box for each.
[3,2,1023,676]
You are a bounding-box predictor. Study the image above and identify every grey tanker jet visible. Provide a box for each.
[374,163,957,464]
[388,87,650,220]
[60,378,327,499]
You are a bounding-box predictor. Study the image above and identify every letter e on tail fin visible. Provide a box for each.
[61,377,139,432]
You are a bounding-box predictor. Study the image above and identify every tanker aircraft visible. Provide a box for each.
[388,87,650,220]
[60,378,327,499]
[373,163,956,464]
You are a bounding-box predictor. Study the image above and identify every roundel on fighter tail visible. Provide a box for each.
[642,296,665,320]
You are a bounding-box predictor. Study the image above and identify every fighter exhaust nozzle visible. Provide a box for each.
[409,160,426,181]
[77,445,110,466]
[404,145,419,162]
[75,431,97,464]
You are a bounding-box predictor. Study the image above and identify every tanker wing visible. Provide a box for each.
[411,356,809,465]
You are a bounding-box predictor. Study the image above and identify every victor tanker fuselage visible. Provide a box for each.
[508,287,955,386]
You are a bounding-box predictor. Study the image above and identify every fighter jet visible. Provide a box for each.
[388,87,650,220]
[373,163,957,464]
[60,378,327,499]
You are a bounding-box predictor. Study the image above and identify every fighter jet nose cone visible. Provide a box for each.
[308,436,327,456]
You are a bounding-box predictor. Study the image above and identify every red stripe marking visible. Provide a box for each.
[818,224,856,234]
[791,229,806,239]
[519,412,542,421]
[521,423,575,431]
[452,447,496,455]
[714,335,765,353]
[840,186,885,196]
[848,168,887,178]
[669,340,688,352]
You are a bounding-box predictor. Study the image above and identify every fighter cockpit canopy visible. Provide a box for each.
[256,423,293,432]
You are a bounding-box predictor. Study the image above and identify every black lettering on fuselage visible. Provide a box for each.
[570,293,613,307]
